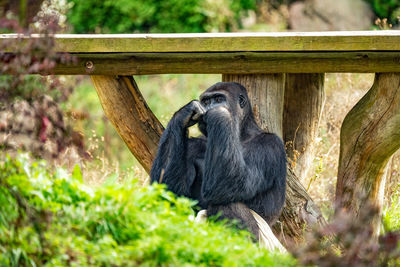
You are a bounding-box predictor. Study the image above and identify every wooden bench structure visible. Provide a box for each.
[2,31,400,243]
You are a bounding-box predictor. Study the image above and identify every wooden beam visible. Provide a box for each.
[2,32,400,74]
[336,73,400,237]
[41,51,400,75]
[3,31,400,74]
[2,32,400,52]
[90,75,164,173]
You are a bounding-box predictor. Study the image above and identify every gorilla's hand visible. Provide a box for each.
[180,100,206,128]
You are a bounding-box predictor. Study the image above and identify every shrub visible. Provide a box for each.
[0,15,88,163]
[366,0,400,25]
[0,154,295,266]
[293,204,400,267]
[66,0,256,33]
[0,15,74,105]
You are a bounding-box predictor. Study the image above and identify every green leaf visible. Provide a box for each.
[72,164,83,183]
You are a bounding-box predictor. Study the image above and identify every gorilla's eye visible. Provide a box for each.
[239,94,247,108]
[202,98,211,106]
[215,96,224,103]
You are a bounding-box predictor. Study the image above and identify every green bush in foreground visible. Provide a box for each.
[0,154,296,266]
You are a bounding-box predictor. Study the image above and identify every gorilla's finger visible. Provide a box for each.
[192,112,205,121]
[198,103,206,114]
[192,113,201,121]
[191,101,206,121]
[192,100,206,114]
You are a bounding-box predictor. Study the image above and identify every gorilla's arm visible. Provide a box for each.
[202,107,286,205]
[150,101,205,196]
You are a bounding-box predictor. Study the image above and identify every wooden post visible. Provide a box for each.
[283,74,325,181]
[336,73,400,236]
[222,74,284,138]
[222,74,326,244]
[90,75,164,173]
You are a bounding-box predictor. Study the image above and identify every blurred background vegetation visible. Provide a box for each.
[1,0,400,265]
[66,0,400,33]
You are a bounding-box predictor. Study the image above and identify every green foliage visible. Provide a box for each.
[0,16,74,106]
[0,154,296,266]
[66,0,256,33]
[366,0,400,25]
[383,189,400,232]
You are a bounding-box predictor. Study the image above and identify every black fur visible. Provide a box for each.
[150,82,287,238]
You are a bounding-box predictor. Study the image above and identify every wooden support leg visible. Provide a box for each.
[336,73,400,236]
[90,75,164,173]
[283,73,325,182]
[222,74,326,244]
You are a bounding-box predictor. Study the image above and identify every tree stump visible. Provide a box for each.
[336,73,400,236]
[283,74,325,182]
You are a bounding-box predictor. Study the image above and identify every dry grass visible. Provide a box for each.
[306,73,374,217]
[79,129,149,187]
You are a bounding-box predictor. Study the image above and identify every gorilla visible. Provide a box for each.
[150,82,286,240]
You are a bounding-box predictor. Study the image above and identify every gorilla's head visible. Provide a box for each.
[197,82,257,137]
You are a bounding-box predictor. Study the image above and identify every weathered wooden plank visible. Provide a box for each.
[46,51,400,74]
[2,31,400,52]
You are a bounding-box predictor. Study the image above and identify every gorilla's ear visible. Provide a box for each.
[239,94,247,108]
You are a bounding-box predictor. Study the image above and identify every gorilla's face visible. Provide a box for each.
[200,92,228,111]
[198,82,250,136]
